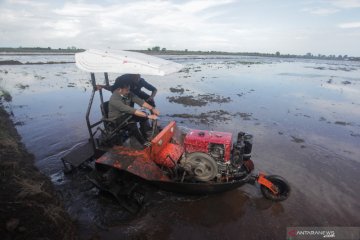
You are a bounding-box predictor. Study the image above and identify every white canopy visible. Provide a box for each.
[75,49,183,76]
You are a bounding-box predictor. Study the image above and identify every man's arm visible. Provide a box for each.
[149,89,157,101]
[141,79,157,100]
[130,93,159,118]
[142,101,160,116]
[134,109,158,120]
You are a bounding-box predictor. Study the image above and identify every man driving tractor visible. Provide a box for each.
[108,75,160,146]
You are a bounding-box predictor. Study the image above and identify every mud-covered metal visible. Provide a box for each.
[150,121,184,167]
[96,146,170,181]
[95,121,184,181]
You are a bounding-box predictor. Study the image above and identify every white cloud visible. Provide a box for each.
[301,7,339,15]
[338,22,360,28]
[330,0,360,8]
[7,0,48,7]
[43,19,82,38]
[1,0,360,55]
[178,0,234,13]
[301,0,360,15]
[53,3,105,17]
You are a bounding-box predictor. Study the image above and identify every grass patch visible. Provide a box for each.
[15,176,51,199]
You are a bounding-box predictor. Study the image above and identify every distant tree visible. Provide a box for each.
[306,52,313,58]
[147,48,151,51]
[184,49,188,52]
[161,48,166,51]
[152,46,160,51]
[48,47,51,50]
[276,51,280,57]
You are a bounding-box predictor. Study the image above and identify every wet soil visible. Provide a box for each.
[0,105,77,240]
[167,93,231,107]
[0,60,74,65]
[167,110,253,124]
[169,86,185,94]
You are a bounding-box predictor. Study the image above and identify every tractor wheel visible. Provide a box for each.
[260,175,290,201]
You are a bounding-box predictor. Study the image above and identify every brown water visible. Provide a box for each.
[1,54,359,239]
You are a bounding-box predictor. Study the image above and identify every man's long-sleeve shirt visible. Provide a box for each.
[131,78,157,95]
[108,92,145,121]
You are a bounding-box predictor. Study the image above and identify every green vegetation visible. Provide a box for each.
[138,46,360,61]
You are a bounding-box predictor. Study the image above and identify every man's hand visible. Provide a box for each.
[151,108,160,116]
[147,114,158,120]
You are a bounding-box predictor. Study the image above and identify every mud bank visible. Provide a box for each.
[167,93,231,107]
[0,60,74,65]
[0,106,77,240]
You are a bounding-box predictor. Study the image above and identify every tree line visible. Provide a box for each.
[1,46,359,61]
[142,46,359,61]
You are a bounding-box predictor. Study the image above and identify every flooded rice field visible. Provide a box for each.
[1,54,360,239]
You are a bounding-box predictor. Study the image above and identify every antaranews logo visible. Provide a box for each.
[288,227,360,240]
[287,228,335,240]
[288,229,297,238]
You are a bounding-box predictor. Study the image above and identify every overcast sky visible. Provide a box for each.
[1,0,360,56]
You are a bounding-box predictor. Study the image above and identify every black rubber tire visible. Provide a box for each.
[260,175,290,201]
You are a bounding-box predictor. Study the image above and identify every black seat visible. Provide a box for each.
[100,101,114,131]
[101,101,110,119]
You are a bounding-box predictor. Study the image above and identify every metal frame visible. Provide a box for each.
[85,72,110,151]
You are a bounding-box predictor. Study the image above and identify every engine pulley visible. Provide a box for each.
[181,152,218,182]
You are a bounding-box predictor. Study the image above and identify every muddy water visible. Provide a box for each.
[1,54,360,239]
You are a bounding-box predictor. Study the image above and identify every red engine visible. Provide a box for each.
[184,129,232,162]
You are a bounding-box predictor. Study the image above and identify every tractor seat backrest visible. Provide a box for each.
[101,101,110,119]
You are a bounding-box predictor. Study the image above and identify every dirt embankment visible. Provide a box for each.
[0,60,74,65]
[0,106,77,240]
